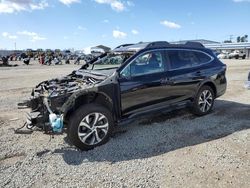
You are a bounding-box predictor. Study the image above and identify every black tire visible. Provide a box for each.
[67,104,114,150]
[191,85,215,116]
[235,55,239,59]
[242,55,246,59]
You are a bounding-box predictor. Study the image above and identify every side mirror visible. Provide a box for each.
[119,72,131,81]
[119,65,131,80]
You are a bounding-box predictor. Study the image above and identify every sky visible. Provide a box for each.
[0,0,249,52]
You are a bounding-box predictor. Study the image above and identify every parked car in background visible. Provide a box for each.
[217,52,230,59]
[19,41,227,150]
[229,50,246,59]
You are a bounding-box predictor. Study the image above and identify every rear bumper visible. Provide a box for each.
[215,81,227,98]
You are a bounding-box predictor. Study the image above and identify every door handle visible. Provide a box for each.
[167,80,174,85]
[161,78,174,85]
[195,71,202,75]
[160,78,168,84]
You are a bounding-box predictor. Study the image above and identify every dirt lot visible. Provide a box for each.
[0,60,249,187]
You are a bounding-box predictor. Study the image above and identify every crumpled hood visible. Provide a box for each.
[33,69,112,98]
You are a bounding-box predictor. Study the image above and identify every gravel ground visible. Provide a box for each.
[0,60,249,188]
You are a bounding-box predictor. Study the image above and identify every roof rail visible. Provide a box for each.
[146,41,170,48]
[184,42,204,48]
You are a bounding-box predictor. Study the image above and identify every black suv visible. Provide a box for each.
[19,41,227,150]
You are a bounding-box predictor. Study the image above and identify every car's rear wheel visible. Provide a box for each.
[191,86,215,116]
[67,104,114,150]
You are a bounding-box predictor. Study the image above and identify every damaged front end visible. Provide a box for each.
[17,70,106,133]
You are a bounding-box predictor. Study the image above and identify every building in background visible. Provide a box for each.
[205,42,250,59]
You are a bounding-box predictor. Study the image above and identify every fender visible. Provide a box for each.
[61,87,114,117]
[195,78,217,98]
[60,87,98,114]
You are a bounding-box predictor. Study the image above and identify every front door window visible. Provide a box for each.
[121,51,165,77]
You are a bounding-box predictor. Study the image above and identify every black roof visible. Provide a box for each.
[173,39,219,45]
[113,41,205,53]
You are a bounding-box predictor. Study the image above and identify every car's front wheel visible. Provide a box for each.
[67,104,114,150]
[191,86,215,116]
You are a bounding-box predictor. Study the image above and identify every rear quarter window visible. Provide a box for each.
[166,50,212,70]
[192,51,212,66]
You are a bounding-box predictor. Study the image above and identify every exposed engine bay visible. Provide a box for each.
[33,69,107,97]
[17,69,108,133]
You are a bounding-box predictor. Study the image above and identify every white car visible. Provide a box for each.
[217,52,229,59]
[229,50,246,59]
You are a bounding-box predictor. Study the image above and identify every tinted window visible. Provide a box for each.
[166,50,212,70]
[167,50,193,70]
[193,51,212,65]
[121,51,165,77]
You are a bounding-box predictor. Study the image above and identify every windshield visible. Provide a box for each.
[90,52,134,70]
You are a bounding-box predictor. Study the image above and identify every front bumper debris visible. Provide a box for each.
[26,112,43,127]
[49,114,64,133]
[17,97,64,134]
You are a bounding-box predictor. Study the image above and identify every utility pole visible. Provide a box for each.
[229,35,234,42]
[14,42,16,51]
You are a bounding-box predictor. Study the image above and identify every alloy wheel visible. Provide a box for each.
[198,90,213,113]
[78,112,109,145]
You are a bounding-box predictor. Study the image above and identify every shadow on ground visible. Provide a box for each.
[53,100,250,165]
